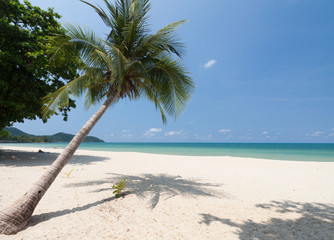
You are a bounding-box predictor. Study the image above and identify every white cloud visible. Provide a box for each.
[165,130,183,136]
[328,133,334,136]
[193,133,213,140]
[262,131,268,135]
[120,130,132,138]
[204,59,217,69]
[218,129,231,133]
[149,128,162,133]
[144,128,162,137]
[311,131,324,137]
[120,133,133,138]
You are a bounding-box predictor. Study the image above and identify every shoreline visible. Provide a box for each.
[1,143,334,162]
[1,146,334,239]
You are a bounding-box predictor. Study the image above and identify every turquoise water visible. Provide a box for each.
[1,142,334,162]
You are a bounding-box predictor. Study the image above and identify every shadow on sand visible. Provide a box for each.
[27,196,116,229]
[26,173,223,229]
[199,200,334,240]
[66,173,225,208]
[0,149,108,167]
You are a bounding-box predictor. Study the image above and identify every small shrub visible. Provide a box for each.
[64,169,74,178]
[112,178,127,198]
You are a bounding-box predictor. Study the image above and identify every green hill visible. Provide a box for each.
[1,127,104,143]
[48,132,103,143]
[4,127,31,137]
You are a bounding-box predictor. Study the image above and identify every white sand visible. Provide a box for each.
[0,145,333,240]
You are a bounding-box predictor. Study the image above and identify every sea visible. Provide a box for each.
[1,142,334,162]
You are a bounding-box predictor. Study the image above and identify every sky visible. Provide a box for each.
[13,0,334,143]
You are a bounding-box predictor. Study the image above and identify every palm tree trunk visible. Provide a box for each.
[0,95,115,235]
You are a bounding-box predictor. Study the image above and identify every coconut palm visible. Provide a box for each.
[0,0,194,234]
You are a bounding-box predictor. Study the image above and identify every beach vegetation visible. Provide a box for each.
[64,169,74,178]
[0,0,193,235]
[0,127,103,143]
[0,0,81,131]
[112,178,128,198]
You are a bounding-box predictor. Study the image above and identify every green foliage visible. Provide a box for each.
[0,127,49,142]
[48,132,104,142]
[43,0,194,124]
[3,127,29,137]
[0,135,50,143]
[112,178,128,198]
[64,169,74,178]
[0,127,104,143]
[0,130,10,139]
[0,0,82,130]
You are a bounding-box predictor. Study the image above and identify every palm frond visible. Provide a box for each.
[147,57,194,119]
[133,20,187,58]
[140,83,167,124]
[80,0,113,27]
[156,20,187,36]
[42,74,89,118]
[64,23,107,68]
[44,0,194,124]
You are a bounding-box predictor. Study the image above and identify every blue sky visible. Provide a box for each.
[14,0,334,143]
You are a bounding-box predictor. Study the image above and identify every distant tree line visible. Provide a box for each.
[0,135,50,143]
[0,127,104,143]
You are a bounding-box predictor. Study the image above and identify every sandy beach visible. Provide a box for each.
[0,145,333,239]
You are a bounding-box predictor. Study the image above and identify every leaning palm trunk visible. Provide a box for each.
[0,95,115,235]
[0,0,194,235]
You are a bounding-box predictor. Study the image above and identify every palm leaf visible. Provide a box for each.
[42,74,89,117]
[80,0,113,28]
[44,0,194,124]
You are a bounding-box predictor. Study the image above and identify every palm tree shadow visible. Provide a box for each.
[26,174,223,229]
[67,173,225,208]
[198,213,227,225]
[199,201,334,240]
[0,149,108,167]
[27,196,115,229]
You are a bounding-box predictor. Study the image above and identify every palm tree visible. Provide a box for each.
[0,0,194,235]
